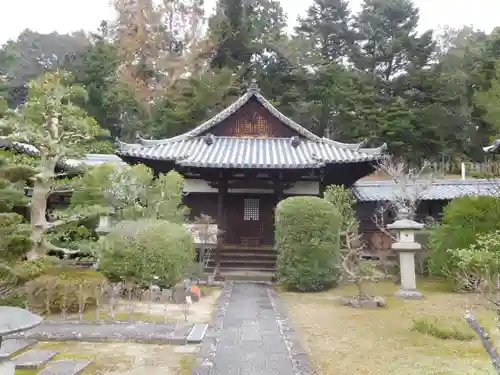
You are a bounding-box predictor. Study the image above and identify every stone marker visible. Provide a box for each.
[12,349,58,369]
[0,339,37,357]
[187,324,208,343]
[172,284,188,304]
[36,359,92,375]
[0,307,43,375]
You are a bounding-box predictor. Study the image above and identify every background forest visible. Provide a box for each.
[1,0,500,164]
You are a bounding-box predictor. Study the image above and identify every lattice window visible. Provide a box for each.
[244,198,260,221]
[235,113,271,137]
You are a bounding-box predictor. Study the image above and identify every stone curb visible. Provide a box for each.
[267,287,317,375]
[8,321,192,345]
[190,281,234,375]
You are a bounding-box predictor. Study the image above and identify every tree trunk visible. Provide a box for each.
[465,308,500,374]
[27,156,58,260]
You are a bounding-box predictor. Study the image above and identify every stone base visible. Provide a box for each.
[339,295,387,308]
[394,288,424,299]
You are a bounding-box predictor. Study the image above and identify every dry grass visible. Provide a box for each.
[279,279,498,375]
[32,341,197,375]
[45,287,221,324]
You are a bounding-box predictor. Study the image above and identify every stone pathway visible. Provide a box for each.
[192,282,314,375]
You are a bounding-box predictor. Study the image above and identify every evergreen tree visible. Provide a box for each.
[351,0,434,81]
[0,151,32,267]
[209,0,255,70]
[296,0,354,62]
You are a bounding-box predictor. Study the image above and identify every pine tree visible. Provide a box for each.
[0,151,32,266]
[296,0,354,63]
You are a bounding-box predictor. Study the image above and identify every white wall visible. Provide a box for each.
[183,179,319,195]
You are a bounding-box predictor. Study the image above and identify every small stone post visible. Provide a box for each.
[387,210,424,299]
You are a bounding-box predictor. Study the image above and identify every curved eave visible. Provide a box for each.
[114,136,385,170]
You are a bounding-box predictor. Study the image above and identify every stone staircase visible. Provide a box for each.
[204,245,277,280]
[1,339,91,375]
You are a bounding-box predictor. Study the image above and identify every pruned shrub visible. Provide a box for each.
[411,316,475,341]
[443,231,500,291]
[275,196,341,292]
[14,257,60,284]
[429,196,500,285]
[25,266,107,314]
[98,219,195,288]
[0,289,27,307]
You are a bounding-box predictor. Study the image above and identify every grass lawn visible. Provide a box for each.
[279,278,497,375]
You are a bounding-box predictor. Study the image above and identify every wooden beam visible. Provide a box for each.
[215,180,227,281]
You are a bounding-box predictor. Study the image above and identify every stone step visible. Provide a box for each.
[12,349,58,369]
[36,359,91,375]
[0,339,37,357]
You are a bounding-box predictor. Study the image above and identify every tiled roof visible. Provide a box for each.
[116,83,386,168]
[118,136,384,169]
[0,138,126,169]
[65,154,126,168]
[353,179,500,202]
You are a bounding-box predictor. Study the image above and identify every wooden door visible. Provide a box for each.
[225,194,275,247]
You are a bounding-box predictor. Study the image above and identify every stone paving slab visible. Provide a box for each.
[191,282,315,375]
[7,321,192,344]
[12,349,58,369]
[36,359,91,375]
[0,338,37,356]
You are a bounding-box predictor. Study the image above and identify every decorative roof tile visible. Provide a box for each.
[353,179,500,202]
[118,136,384,169]
[483,139,500,153]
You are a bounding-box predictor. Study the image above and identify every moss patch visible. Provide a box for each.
[279,278,497,374]
[15,370,39,375]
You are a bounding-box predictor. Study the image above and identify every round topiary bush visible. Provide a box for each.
[275,196,341,291]
[25,266,108,314]
[429,196,500,281]
[98,219,195,288]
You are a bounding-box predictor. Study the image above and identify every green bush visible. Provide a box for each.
[0,289,27,307]
[429,196,500,279]
[411,316,475,341]
[444,231,500,291]
[98,219,195,287]
[275,196,341,292]
[25,266,107,314]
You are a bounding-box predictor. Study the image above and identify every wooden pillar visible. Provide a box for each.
[215,180,227,281]
[275,181,284,203]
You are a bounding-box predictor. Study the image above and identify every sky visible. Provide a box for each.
[1,0,499,45]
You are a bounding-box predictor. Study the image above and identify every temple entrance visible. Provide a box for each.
[225,194,276,247]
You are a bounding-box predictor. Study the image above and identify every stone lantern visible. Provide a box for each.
[95,215,111,236]
[0,307,42,375]
[387,208,424,299]
[93,214,112,270]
